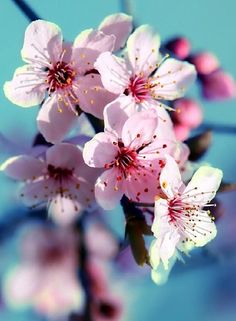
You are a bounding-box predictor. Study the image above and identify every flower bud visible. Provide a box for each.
[189,52,219,75]
[165,37,191,59]
[173,98,203,128]
[201,70,236,100]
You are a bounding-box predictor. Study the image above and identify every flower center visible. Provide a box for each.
[114,141,137,176]
[47,61,75,93]
[47,164,73,181]
[104,141,138,178]
[124,75,150,103]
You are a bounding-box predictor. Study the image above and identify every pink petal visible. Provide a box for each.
[83,132,118,168]
[1,155,44,180]
[104,95,136,137]
[73,29,115,75]
[95,52,130,94]
[21,20,63,64]
[4,65,46,107]
[95,169,123,210]
[75,73,116,119]
[37,95,77,143]
[3,264,41,307]
[183,166,223,205]
[18,179,52,206]
[160,155,183,199]
[48,195,83,226]
[123,167,161,203]
[46,143,84,169]
[127,25,160,75]
[152,58,196,100]
[122,110,158,149]
[99,13,133,52]
[86,223,118,259]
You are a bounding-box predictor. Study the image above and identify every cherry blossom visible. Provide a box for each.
[3,225,84,318]
[95,25,196,115]
[83,103,178,210]
[4,20,116,143]
[150,155,222,284]
[1,143,96,224]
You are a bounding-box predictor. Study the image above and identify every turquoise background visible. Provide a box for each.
[0,1,236,321]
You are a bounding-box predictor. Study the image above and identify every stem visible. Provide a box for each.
[11,0,40,21]
[199,123,236,135]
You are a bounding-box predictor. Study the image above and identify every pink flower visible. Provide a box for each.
[83,103,178,210]
[150,155,222,284]
[95,25,196,115]
[1,143,96,225]
[3,225,84,318]
[4,20,116,143]
[201,70,236,100]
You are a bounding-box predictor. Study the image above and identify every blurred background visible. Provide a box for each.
[0,1,236,320]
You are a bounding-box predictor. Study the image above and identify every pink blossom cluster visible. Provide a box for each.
[0,12,226,319]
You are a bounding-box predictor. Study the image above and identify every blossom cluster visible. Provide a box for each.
[0,12,228,320]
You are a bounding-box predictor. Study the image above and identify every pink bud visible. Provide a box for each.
[165,37,191,59]
[173,124,190,141]
[190,52,219,75]
[201,70,236,100]
[173,98,203,128]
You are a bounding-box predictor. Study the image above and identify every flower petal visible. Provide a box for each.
[151,58,196,100]
[18,179,51,206]
[183,166,223,205]
[48,195,83,226]
[4,65,46,107]
[99,13,133,51]
[95,169,123,210]
[1,155,44,180]
[122,163,161,203]
[75,73,116,119]
[181,209,217,247]
[3,264,41,308]
[160,155,183,199]
[21,20,63,64]
[104,95,136,137]
[37,95,77,143]
[127,25,160,75]
[83,132,118,168]
[151,255,177,285]
[46,143,84,169]
[122,110,158,149]
[73,29,115,75]
[95,51,130,94]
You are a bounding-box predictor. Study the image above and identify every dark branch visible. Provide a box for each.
[11,0,40,21]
